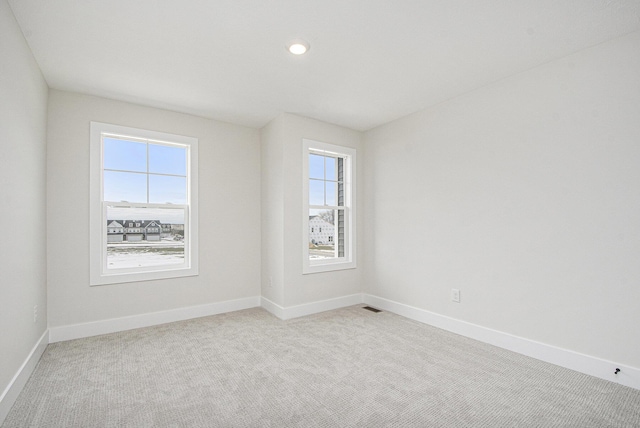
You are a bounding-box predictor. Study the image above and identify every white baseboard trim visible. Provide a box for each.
[363,294,640,391]
[0,330,49,425]
[260,297,285,319]
[49,296,261,343]
[261,294,363,320]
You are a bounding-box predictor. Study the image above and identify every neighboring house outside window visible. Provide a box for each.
[302,139,356,274]
[90,122,199,285]
[309,216,334,245]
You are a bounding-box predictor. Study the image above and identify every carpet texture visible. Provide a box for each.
[4,306,640,427]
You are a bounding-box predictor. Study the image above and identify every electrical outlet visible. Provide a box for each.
[269,276,274,289]
[33,305,38,323]
[451,289,460,303]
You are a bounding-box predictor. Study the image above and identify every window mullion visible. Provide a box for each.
[104,169,185,178]
[146,142,150,203]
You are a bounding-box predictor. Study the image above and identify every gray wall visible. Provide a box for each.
[0,0,48,404]
[46,90,261,328]
[363,31,640,367]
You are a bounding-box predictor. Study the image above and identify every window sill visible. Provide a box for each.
[90,266,198,286]
[303,260,356,275]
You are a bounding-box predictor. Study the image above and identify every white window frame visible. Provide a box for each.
[90,122,199,285]
[302,139,356,274]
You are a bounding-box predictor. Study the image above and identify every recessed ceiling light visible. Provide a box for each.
[287,39,310,55]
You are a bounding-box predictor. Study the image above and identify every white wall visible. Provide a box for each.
[260,114,363,309]
[260,115,285,305]
[3,0,638,404]
[0,0,48,413]
[46,90,261,328]
[364,31,640,368]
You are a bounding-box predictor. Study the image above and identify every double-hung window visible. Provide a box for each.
[90,122,198,285]
[302,139,356,273]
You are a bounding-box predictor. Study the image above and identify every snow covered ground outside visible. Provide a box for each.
[107,243,184,269]
[309,247,335,259]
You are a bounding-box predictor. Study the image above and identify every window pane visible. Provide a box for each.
[149,175,187,204]
[325,157,337,181]
[104,171,147,203]
[149,144,186,176]
[106,206,185,270]
[326,181,337,206]
[309,154,325,179]
[309,209,337,260]
[104,138,147,172]
[309,179,324,205]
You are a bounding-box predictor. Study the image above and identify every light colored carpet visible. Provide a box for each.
[3,305,640,427]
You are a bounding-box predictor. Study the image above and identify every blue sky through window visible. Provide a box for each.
[309,153,340,207]
[104,137,146,172]
[103,137,187,204]
[104,171,147,202]
[149,175,186,204]
[149,144,186,175]
[309,154,324,179]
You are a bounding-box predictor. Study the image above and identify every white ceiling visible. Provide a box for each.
[8,0,640,131]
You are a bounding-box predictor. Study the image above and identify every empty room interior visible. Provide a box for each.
[2,0,640,426]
